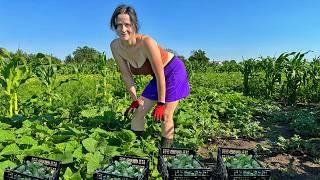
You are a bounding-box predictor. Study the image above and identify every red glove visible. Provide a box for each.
[152,102,165,122]
[124,100,140,117]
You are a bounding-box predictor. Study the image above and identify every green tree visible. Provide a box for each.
[71,46,101,64]
[65,54,73,63]
[187,49,210,72]
[219,60,241,73]
[188,49,210,64]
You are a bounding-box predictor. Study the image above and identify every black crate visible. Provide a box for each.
[217,147,271,180]
[3,156,61,180]
[93,155,149,180]
[158,147,213,180]
[199,158,221,180]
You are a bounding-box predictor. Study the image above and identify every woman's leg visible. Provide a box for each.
[131,96,156,131]
[161,100,179,139]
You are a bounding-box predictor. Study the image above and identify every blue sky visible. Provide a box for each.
[1,0,320,61]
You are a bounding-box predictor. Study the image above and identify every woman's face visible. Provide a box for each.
[115,13,134,41]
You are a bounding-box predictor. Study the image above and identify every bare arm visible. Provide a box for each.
[110,40,137,101]
[143,36,166,103]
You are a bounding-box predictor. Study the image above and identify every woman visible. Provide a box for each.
[109,4,190,147]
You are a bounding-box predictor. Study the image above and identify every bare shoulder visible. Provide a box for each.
[141,35,157,46]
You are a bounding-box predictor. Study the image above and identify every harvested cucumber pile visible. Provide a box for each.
[223,154,261,169]
[164,154,202,169]
[14,160,55,179]
[104,160,144,178]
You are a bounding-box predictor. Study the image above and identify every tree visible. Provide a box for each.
[65,54,73,63]
[188,49,210,64]
[71,46,101,64]
[220,60,241,73]
[187,49,210,72]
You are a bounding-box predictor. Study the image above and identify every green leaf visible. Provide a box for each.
[0,160,16,172]
[70,171,82,180]
[55,142,66,152]
[35,124,54,135]
[0,143,3,151]
[97,144,119,157]
[126,147,147,157]
[63,167,73,179]
[73,146,83,159]
[29,144,51,153]
[68,126,82,135]
[86,151,103,175]
[82,138,98,152]
[119,129,136,142]
[48,152,73,164]
[0,48,11,58]
[22,120,33,128]
[0,122,11,130]
[16,135,38,145]
[92,128,109,136]
[80,108,99,118]
[0,143,21,155]
[14,127,32,135]
[65,140,79,152]
[0,130,16,142]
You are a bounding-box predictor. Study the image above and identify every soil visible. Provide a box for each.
[197,105,320,180]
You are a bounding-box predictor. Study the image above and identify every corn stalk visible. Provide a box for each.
[307,56,320,101]
[240,59,257,96]
[96,52,113,103]
[260,53,288,99]
[283,52,309,105]
[0,49,31,117]
[34,53,75,105]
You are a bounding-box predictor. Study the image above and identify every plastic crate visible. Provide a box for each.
[158,146,213,180]
[93,155,149,180]
[3,156,61,180]
[217,147,271,180]
[200,159,221,180]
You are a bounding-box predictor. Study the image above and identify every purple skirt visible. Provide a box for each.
[141,56,190,102]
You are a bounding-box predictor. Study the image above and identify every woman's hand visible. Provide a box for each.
[124,100,140,117]
[152,102,165,122]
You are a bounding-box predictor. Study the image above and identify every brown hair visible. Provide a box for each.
[110,4,139,33]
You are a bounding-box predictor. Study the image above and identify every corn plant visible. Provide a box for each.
[260,53,288,99]
[96,52,112,103]
[240,59,257,96]
[307,56,320,101]
[0,48,10,71]
[282,52,309,105]
[0,49,32,117]
[34,53,75,105]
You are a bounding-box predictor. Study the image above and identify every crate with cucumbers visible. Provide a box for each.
[217,147,271,180]
[93,156,149,180]
[158,146,213,180]
[3,156,61,180]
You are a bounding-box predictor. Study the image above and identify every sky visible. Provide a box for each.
[1,0,320,61]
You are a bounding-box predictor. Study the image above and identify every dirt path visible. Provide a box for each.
[198,114,320,180]
[198,138,320,179]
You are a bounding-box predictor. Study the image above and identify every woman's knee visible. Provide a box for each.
[133,105,148,119]
[163,112,173,122]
